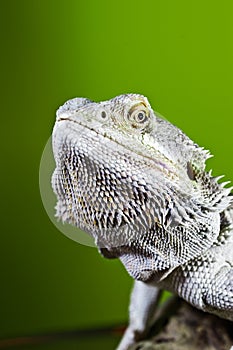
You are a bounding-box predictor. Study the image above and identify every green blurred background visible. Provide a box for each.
[1,0,233,348]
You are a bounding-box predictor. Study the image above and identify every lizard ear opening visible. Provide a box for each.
[98,247,119,259]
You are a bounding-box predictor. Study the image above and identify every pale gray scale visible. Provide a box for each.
[125,178,213,259]
[56,98,94,119]
[176,224,211,259]
[132,183,149,205]
[60,161,76,207]
[193,169,232,210]
[138,225,170,259]
[53,167,65,199]
[114,182,174,249]
[59,148,99,229]
[64,148,131,233]
[161,236,233,319]
[161,252,215,307]
[122,185,152,233]
[56,126,220,262]
[119,246,173,282]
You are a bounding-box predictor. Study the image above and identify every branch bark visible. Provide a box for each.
[129,297,233,350]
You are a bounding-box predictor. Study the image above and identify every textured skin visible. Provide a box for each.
[52,94,233,349]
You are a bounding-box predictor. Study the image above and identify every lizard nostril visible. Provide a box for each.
[101,111,107,119]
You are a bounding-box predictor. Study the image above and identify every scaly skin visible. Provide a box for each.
[52,94,233,349]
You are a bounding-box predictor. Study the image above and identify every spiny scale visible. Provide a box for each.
[52,94,233,349]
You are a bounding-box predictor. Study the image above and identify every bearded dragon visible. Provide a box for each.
[52,94,233,349]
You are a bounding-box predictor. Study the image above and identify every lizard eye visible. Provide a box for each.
[127,104,150,129]
[134,110,148,123]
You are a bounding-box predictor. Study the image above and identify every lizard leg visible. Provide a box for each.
[116,280,162,350]
[161,246,233,321]
[203,264,233,320]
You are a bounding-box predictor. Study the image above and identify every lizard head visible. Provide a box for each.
[52,94,232,282]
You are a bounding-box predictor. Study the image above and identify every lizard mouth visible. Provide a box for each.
[55,116,180,182]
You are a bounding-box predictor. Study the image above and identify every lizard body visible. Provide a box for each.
[52,94,233,349]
